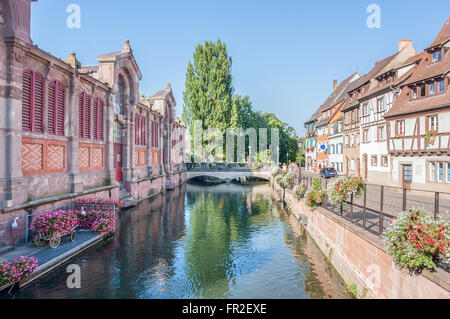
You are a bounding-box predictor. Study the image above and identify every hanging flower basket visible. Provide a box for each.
[293,184,308,200]
[383,208,449,271]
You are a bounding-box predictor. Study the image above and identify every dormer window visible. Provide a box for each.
[420,84,426,97]
[412,87,417,99]
[430,82,435,95]
[438,79,445,93]
[432,50,442,63]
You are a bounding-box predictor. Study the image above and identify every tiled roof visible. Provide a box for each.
[151,83,173,100]
[426,17,450,49]
[385,20,450,119]
[340,53,399,113]
[321,72,359,112]
[304,107,322,124]
[402,52,450,86]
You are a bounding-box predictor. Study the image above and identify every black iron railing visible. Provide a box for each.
[288,176,450,237]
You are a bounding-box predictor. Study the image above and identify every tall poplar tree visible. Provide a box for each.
[182,39,236,133]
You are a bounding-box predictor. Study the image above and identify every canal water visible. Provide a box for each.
[10,182,350,299]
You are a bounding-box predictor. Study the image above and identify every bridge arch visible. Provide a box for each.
[186,171,271,182]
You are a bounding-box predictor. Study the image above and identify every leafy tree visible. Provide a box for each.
[182,39,235,134]
[182,39,299,163]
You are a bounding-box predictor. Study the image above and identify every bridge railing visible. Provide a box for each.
[186,162,273,171]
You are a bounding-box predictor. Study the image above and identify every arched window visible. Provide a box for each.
[22,70,44,133]
[48,80,65,136]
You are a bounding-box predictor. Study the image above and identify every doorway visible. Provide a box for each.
[114,143,123,183]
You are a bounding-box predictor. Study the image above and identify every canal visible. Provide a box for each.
[10,182,350,299]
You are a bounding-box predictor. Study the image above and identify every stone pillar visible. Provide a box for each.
[145,111,152,177]
[0,42,28,208]
[159,117,164,175]
[67,75,83,193]
[104,92,116,186]
[122,102,135,193]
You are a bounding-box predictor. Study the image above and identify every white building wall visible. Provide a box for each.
[328,135,343,174]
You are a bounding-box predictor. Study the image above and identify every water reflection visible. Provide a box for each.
[9,182,349,299]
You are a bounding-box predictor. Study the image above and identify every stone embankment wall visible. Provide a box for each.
[272,180,450,299]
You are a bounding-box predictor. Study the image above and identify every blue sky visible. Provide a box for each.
[30,1,450,136]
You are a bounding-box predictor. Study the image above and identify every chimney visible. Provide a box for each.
[399,39,412,52]
[333,80,338,91]
[65,52,81,70]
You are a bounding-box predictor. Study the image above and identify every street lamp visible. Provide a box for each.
[298,138,304,181]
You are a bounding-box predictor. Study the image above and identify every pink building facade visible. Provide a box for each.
[0,0,186,245]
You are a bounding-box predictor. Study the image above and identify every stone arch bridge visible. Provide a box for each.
[186,164,272,182]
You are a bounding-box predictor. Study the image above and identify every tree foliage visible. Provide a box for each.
[183,39,299,163]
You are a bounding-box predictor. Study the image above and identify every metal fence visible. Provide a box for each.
[25,202,116,246]
[290,175,450,237]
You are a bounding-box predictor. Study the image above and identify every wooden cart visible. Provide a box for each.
[33,225,78,249]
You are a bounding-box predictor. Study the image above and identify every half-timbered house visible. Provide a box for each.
[384,18,450,192]
[359,40,417,185]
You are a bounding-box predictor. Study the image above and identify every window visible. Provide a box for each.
[381,156,388,167]
[378,126,386,141]
[363,129,369,143]
[135,114,140,145]
[350,159,355,171]
[430,162,436,182]
[22,70,45,133]
[48,80,65,136]
[363,103,369,116]
[429,115,438,131]
[432,51,442,63]
[420,84,426,97]
[429,82,435,95]
[93,98,104,140]
[377,97,385,112]
[151,120,159,148]
[141,117,146,146]
[438,163,444,183]
[78,92,91,139]
[397,120,405,136]
[412,87,417,99]
[371,155,378,167]
[447,163,450,183]
[114,122,122,143]
[438,79,445,93]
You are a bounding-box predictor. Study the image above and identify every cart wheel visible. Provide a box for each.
[34,233,45,247]
[70,230,77,242]
[49,233,61,249]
